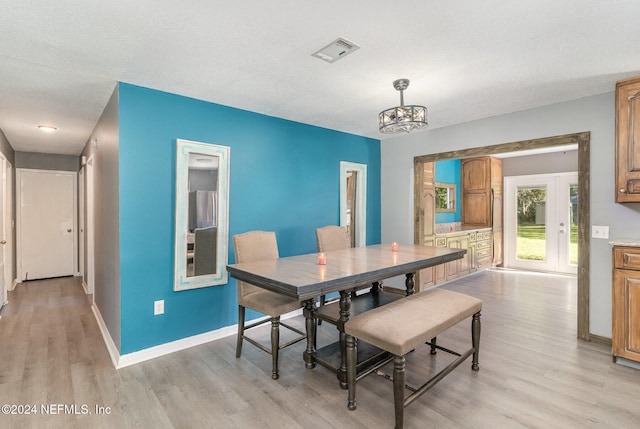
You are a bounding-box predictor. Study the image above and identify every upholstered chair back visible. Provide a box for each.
[233,230,279,299]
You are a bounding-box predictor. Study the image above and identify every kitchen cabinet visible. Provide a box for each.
[612,245,640,363]
[615,76,640,202]
[420,228,491,290]
[461,156,503,266]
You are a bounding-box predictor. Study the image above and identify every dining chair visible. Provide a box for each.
[315,225,351,312]
[315,225,383,309]
[233,230,306,380]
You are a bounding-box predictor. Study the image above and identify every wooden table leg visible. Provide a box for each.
[405,272,415,296]
[303,298,317,369]
[337,290,352,389]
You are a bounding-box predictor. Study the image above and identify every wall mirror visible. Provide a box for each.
[340,161,367,247]
[435,182,456,212]
[174,139,230,291]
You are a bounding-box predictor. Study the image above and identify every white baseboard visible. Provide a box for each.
[91,302,121,369]
[117,324,238,368]
[92,305,303,369]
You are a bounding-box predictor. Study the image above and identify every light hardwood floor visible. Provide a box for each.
[1,271,639,428]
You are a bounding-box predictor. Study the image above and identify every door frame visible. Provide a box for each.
[85,156,95,298]
[0,154,6,306]
[413,132,591,341]
[504,172,578,274]
[16,168,78,282]
[78,165,85,280]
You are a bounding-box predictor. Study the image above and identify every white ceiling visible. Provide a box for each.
[1,1,640,156]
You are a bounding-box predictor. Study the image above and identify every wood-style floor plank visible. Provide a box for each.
[1,271,639,428]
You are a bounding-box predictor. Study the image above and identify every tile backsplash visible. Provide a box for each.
[435,222,462,234]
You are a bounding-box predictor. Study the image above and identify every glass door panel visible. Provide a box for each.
[516,185,547,263]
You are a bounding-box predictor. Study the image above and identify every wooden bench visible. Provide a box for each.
[344,288,482,429]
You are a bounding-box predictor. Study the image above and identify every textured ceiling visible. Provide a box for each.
[1,1,640,155]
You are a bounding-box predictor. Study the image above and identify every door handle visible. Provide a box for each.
[0,240,5,244]
[67,229,72,233]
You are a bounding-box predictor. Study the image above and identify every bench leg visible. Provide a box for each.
[429,337,437,354]
[472,311,481,371]
[393,355,406,429]
[346,334,357,410]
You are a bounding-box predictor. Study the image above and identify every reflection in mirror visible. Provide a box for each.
[435,182,456,212]
[175,139,230,291]
[340,161,367,247]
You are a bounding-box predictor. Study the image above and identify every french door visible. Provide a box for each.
[504,172,578,274]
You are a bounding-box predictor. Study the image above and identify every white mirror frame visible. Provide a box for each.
[340,161,367,247]
[174,139,230,291]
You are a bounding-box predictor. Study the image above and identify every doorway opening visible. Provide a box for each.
[413,132,590,340]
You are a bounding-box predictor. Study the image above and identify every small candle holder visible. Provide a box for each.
[317,252,327,265]
[391,242,399,252]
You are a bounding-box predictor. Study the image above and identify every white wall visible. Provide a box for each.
[380,91,640,338]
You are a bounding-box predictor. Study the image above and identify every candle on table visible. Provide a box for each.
[391,242,399,252]
[317,252,327,265]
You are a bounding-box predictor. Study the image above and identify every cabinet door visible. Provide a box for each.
[616,76,640,202]
[612,268,640,362]
[420,234,437,289]
[423,162,436,236]
[462,157,491,227]
[446,234,470,279]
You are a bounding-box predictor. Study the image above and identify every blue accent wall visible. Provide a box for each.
[434,159,461,223]
[117,83,381,354]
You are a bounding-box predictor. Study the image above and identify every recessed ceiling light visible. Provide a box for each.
[37,125,57,132]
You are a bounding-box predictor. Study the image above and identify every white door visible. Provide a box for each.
[17,169,77,281]
[504,172,578,274]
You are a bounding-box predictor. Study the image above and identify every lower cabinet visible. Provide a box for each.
[612,246,640,363]
[420,228,492,290]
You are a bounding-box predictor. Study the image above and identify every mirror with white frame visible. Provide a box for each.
[435,182,456,213]
[174,139,230,291]
[340,161,367,247]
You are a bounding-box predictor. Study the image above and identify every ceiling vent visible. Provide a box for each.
[311,38,360,63]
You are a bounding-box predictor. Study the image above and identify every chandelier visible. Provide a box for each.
[378,79,428,134]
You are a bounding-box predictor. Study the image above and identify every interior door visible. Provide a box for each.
[17,169,77,281]
[504,172,578,274]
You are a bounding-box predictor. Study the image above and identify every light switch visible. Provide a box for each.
[154,300,164,315]
[591,225,609,239]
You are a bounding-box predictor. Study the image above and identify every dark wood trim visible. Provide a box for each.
[588,333,612,347]
[413,132,591,341]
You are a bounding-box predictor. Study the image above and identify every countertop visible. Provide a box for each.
[609,238,640,247]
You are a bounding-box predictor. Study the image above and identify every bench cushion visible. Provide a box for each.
[344,288,482,356]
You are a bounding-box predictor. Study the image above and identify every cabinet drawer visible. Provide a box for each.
[435,237,447,247]
[614,247,640,270]
[477,231,492,241]
[477,247,492,258]
[477,240,491,250]
[468,232,477,242]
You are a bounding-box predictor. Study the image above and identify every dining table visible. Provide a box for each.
[226,243,466,388]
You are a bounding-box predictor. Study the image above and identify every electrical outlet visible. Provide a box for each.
[154,300,164,315]
[592,225,609,239]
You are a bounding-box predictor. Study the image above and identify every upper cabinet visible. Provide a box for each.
[616,76,640,203]
[461,156,503,266]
